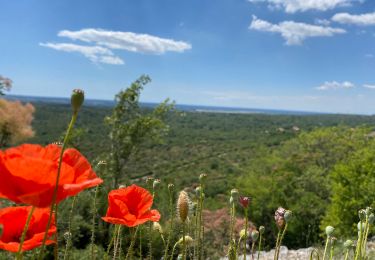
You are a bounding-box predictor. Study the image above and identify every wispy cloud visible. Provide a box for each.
[41,28,192,65]
[316,81,355,90]
[332,12,375,26]
[58,29,192,54]
[363,84,375,89]
[39,43,124,65]
[249,16,346,45]
[248,0,359,13]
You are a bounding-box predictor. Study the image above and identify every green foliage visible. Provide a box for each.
[322,144,375,237]
[104,75,174,188]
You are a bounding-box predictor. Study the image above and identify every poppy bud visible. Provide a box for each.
[146,176,154,186]
[71,89,84,113]
[274,207,286,229]
[199,173,207,182]
[357,221,367,232]
[178,236,194,246]
[231,189,239,199]
[365,207,372,216]
[229,196,234,205]
[259,226,265,235]
[344,240,354,248]
[153,222,163,234]
[64,231,72,241]
[239,196,251,208]
[325,226,334,237]
[195,186,202,196]
[369,213,375,224]
[177,191,189,223]
[358,209,366,221]
[119,185,126,189]
[284,210,293,223]
[168,183,174,192]
[251,230,259,242]
[153,179,161,190]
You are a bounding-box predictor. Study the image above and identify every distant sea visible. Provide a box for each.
[5,95,322,115]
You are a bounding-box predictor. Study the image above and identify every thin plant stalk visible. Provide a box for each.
[322,236,329,260]
[275,223,288,260]
[309,249,320,260]
[199,184,205,260]
[38,111,78,260]
[344,249,349,260]
[139,227,142,259]
[193,203,199,259]
[243,208,248,260]
[274,231,281,260]
[113,225,122,260]
[329,239,334,260]
[257,232,262,260]
[63,196,77,260]
[361,216,370,257]
[16,206,36,260]
[90,185,99,260]
[105,225,120,260]
[182,223,187,260]
[163,188,174,260]
[125,227,138,260]
[170,241,179,260]
[251,242,255,260]
[355,221,363,260]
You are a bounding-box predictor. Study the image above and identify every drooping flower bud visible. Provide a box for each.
[231,189,239,199]
[195,186,202,196]
[153,179,161,190]
[251,230,259,242]
[357,221,367,232]
[365,207,372,217]
[284,210,293,223]
[199,173,207,183]
[325,226,334,237]
[259,226,265,235]
[358,209,366,221]
[178,236,194,246]
[153,222,163,234]
[274,207,286,229]
[239,196,251,209]
[344,240,354,248]
[177,191,189,223]
[64,231,72,241]
[71,89,84,113]
[168,183,174,192]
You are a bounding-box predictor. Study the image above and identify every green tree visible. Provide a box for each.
[104,75,174,188]
[0,75,12,95]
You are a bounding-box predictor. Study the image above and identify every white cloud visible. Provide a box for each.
[249,16,346,45]
[58,28,192,54]
[363,84,375,89]
[316,81,355,90]
[248,0,359,13]
[40,42,125,65]
[332,12,375,26]
[315,19,331,26]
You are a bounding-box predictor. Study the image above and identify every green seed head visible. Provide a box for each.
[284,210,293,223]
[231,189,239,198]
[325,226,335,237]
[153,179,161,190]
[168,183,174,192]
[153,222,163,234]
[259,226,265,235]
[369,213,375,224]
[178,236,194,246]
[195,186,202,196]
[344,240,354,248]
[71,89,84,113]
[251,230,259,242]
[358,209,366,221]
[199,173,207,183]
[145,176,154,187]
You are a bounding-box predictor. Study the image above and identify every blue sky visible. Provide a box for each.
[1,0,375,114]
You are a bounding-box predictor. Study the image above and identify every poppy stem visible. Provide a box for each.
[125,227,138,260]
[90,185,99,260]
[38,111,78,260]
[113,225,122,259]
[16,206,36,260]
[182,222,187,260]
[63,195,77,260]
[105,225,120,260]
[244,208,248,260]
[163,187,174,260]
[275,223,288,260]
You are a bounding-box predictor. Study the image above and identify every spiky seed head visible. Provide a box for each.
[251,230,259,242]
[71,89,84,113]
[274,207,286,229]
[153,179,161,190]
[178,236,194,246]
[359,209,366,221]
[344,240,354,248]
[177,191,189,222]
[284,210,293,223]
[153,222,163,234]
[369,213,375,224]
[259,226,265,235]
[325,226,334,237]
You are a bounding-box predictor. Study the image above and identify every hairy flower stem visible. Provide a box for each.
[275,223,288,260]
[198,183,205,260]
[322,236,330,260]
[163,189,174,260]
[344,249,349,260]
[125,227,138,260]
[63,196,77,260]
[105,225,120,260]
[113,225,122,259]
[244,209,248,260]
[139,228,142,258]
[251,242,255,260]
[274,231,281,260]
[329,240,334,260]
[90,185,99,260]
[38,111,78,260]
[16,206,36,260]
[257,233,262,260]
[361,216,370,257]
[228,203,236,259]
[182,222,187,260]
[355,221,363,260]
[170,241,179,260]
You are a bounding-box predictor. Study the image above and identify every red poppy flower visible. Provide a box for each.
[102,184,161,227]
[0,206,56,252]
[239,196,251,208]
[0,144,103,207]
